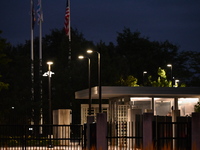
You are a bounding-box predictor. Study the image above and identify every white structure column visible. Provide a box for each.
[127,107,142,148]
[53,109,71,145]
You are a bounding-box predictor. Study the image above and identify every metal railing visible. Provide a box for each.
[107,121,143,149]
[0,119,192,150]
[0,124,83,150]
[107,119,191,150]
[155,121,191,150]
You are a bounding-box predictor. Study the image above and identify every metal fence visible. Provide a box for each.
[107,121,143,150]
[0,119,192,150]
[0,124,83,150]
[107,118,191,150]
[155,121,191,150]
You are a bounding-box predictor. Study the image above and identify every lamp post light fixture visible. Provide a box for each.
[167,64,173,86]
[87,49,102,113]
[143,71,147,85]
[47,61,53,126]
[43,61,54,148]
[78,55,92,115]
[43,62,54,124]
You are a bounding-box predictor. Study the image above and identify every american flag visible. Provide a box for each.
[37,0,43,24]
[64,0,70,37]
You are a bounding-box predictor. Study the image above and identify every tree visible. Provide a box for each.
[148,67,171,87]
[115,28,179,85]
[0,31,10,91]
[116,75,139,87]
[194,102,200,112]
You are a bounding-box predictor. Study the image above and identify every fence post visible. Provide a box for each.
[96,113,107,150]
[127,108,142,148]
[87,116,95,150]
[172,110,180,150]
[192,112,200,150]
[143,113,153,149]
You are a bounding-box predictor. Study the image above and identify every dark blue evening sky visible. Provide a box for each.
[1,0,200,52]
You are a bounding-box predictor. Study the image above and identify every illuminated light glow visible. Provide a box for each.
[29,128,33,131]
[87,49,93,53]
[94,86,98,95]
[131,97,151,101]
[78,55,84,59]
[155,101,171,103]
[178,98,199,103]
[154,98,173,101]
[7,145,82,150]
[167,64,172,67]
[47,61,53,65]
[43,71,54,77]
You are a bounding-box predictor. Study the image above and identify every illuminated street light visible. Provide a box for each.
[167,64,173,87]
[143,71,147,85]
[43,61,54,148]
[47,61,53,126]
[87,49,102,113]
[78,55,92,115]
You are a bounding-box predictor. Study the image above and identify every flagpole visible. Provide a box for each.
[65,0,71,62]
[68,0,71,62]
[30,0,35,125]
[64,0,72,109]
[38,0,43,129]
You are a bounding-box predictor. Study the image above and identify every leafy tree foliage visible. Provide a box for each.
[115,28,179,85]
[148,67,171,87]
[116,75,139,87]
[194,102,200,112]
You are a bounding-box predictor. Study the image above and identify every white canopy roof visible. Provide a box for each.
[75,86,200,99]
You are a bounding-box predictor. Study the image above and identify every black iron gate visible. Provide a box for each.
[0,124,83,150]
[155,122,191,150]
[107,120,143,150]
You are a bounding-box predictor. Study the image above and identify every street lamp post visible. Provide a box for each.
[47,61,53,125]
[167,64,173,87]
[87,50,102,113]
[43,61,54,148]
[78,55,92,115]
[143,71,147,85]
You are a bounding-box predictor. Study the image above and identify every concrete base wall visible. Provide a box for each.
[87,116,95,150]
[53,109,71,125]
[143,113,153,149]
[53,109,71,145]
[192,112,200,150]
[96,113,108,150]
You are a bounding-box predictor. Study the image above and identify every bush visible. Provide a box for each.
[194,102,200,112]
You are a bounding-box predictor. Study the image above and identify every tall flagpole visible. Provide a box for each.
[37,0,43,129]
[30,0,35,125]
[64,0,72,109]
[68,0,71,62]
[65,0,71,62]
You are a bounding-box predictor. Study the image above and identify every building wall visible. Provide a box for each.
[81,104,109,124]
